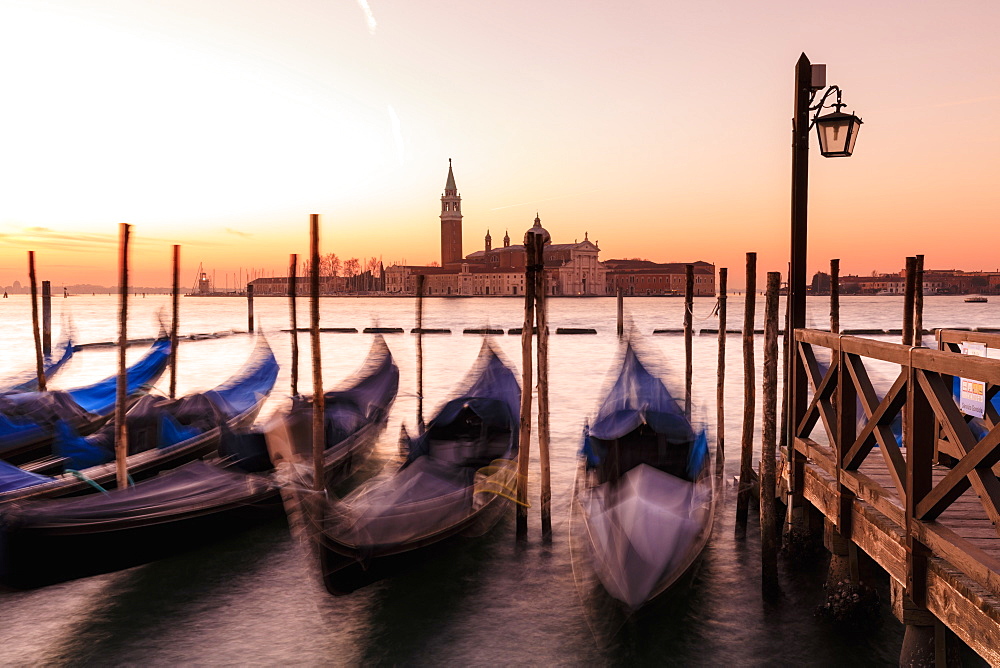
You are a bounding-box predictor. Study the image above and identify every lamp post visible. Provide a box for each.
[787,53,862,519]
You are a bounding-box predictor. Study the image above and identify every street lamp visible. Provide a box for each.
[787,53,862,523]
[813,87,863,157]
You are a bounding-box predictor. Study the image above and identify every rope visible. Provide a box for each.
[685,297,721,321]
[67,469,109,495]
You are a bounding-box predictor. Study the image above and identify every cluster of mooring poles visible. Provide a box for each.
[516,231,552,539]
[25,228,184,493]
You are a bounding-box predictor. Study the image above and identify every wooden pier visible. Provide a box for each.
[783,327,1000,664]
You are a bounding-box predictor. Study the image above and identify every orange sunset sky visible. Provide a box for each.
[1,1,998,288]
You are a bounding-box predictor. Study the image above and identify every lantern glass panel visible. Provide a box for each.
[815,112,862,157]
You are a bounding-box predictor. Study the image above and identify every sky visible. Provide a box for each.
[2,0,999,288]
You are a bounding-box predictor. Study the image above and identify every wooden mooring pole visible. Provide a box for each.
[42,280,51,355]
[830,258,840,337]
[516,231,538,540]
[736,252,757,533]
[903,256,916,346]
[288,254,299,396]
[534,235,551,538]
[28,252,45,392]
[761,271,781,598]
[169,245,180,399]
[616,286,624,338]
[716,268,727,478]
[684,264,694,420]
[914,254,924,347]
[247,283,255,333]
[310,214,325,492]
[115,224,130,491]
[415,273,426,434]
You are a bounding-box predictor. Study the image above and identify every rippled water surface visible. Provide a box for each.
[1,294,997,666]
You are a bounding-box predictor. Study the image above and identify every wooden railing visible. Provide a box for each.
[789,328,1000,606]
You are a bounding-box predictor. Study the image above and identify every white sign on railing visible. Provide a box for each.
[959,341,987,419]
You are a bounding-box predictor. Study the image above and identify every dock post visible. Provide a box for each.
[309,214,325,493]
[247,283,255,333]
[716,268,727,478]
[902,320,938,665]
[830,258,840,338]
[903,256,916,346]
[760,271,780,598]
[534,234,551,539]
[893,580,959,667]
[684,264,694,420]
[169,245,180,398]
[516,229,538,540]
[28,252,46,391]
[415,273,425,434]
[616,287,624,338]
[736,252,757,533]
[913,254,924,347]
[288,254,298,396]
[42,280,51,355]
[115,224,131,491]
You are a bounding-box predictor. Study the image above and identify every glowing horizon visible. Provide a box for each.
[3,1,999,289]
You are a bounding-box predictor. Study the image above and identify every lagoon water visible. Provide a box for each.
[1,294,996,666]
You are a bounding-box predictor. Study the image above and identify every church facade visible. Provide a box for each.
[384,162,609,296]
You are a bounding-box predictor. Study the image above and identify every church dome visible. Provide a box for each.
[523,214,551,246]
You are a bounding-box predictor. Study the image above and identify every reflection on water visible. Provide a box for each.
[2,295,996,665]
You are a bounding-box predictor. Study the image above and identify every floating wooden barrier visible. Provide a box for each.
[411,328,450,334]
[886,328,903,336]
[700,328,719,334]
[75,330,247,350]
[364,327,404,334]
[652,328,683,334]
[842,328,886,335]
[974,327,1000,333]
[282,327,357,333]
[464,328,503,335]
[555,327,596,334]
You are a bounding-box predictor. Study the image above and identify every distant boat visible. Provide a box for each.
[965,296,988,303]
[876,290,899,296]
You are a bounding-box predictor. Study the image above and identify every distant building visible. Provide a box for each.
[604,259,716,296]
[386,162,609,296]
[249,160,717,297]
[834,268,1000,295]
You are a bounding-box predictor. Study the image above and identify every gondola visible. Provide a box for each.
[0,334,277,504]
[573,341,717,610]
[0,334,399,588]
[0,457,281,588]
[305,340,520,596]
[0,335,74,393]
[265,334,400,487]
[0,337,170,466]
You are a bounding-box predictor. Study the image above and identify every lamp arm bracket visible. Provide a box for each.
[807,85,844,130]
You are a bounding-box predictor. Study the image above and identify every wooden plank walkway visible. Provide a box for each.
[791,451,1000,664]
[785,327,1000,664]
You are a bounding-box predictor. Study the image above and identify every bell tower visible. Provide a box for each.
[440,159,463,266]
